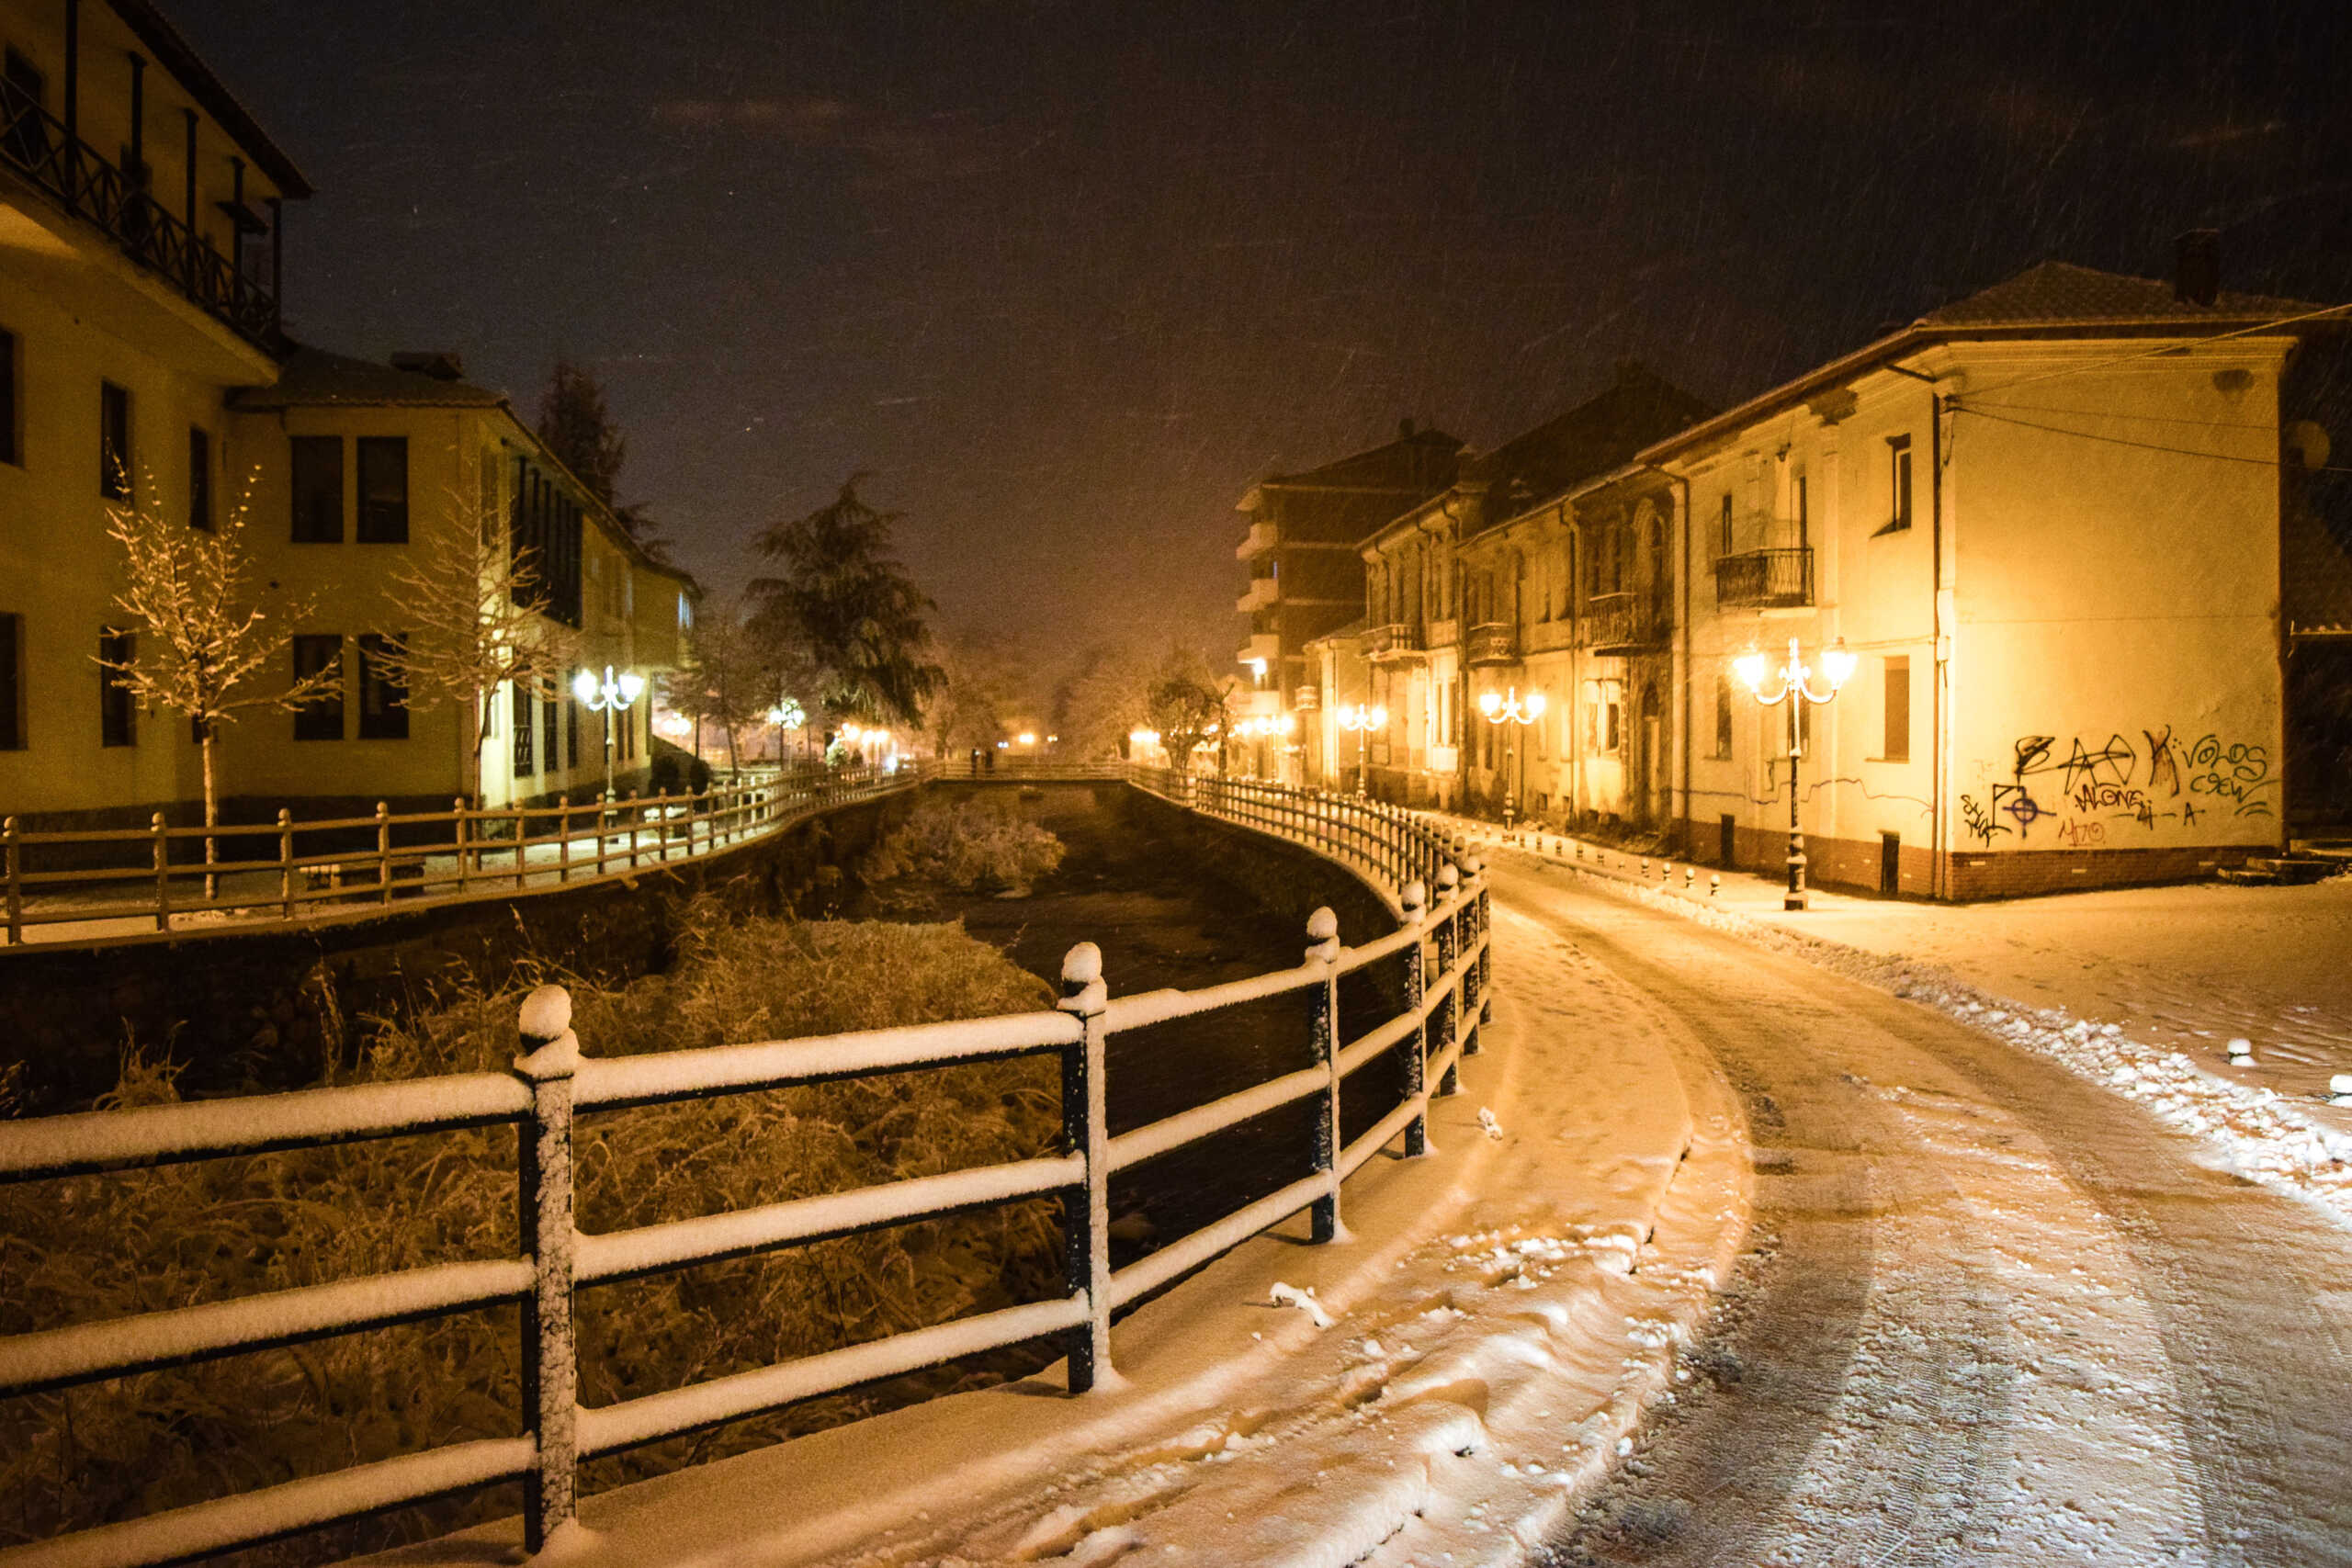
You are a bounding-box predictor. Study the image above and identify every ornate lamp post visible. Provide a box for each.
[571,665,645,804]
[1476,686,1546,829]
[1734,635,1857,910]
[1334,702,1385,797]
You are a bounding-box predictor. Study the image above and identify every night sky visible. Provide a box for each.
[172,1,2352,691]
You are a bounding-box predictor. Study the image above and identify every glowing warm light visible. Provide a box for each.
[1479,687,1543,727]
[1734,649,1768,693]
[1336,702,1385,732]
[1129,728,1160,747]
[1247,658,1268,681]
[1477,690,1500,717]
[1018,731,1037,746]
[617,672,646,705]
[656,712,692,739]
[571,670,597,705]
[767,700,805,729]
[1820,638,1859,691]
[1525,691,1547,718]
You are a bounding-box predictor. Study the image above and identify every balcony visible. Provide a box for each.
[1234,521,1279,560]
[1464,621,1520,667]
[1363,622,1426,662]
[1583,592,1672,654]
[1713,547,1815,610]
[1236,577,1278,614]
[1424,616,1459,649]
[0,81,277,347]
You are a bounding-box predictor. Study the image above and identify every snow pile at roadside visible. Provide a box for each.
[1453,822,2352,1228]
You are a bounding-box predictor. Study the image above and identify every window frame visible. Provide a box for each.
[1713,672,1734,760]
[98,627,136,747]
[1887,434,1914,534]
[356,633,410,740]
[0,323,18,468]
[290,435,344,544]
[512,682,535,774]
[356,435,409,544]
[187,425,212,531]
[99,380,130,500]
[0,611,23,750]
[1882,654,1912,762]
[291,634,345,741]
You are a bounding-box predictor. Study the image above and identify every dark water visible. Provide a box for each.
[854,784,1412,1262]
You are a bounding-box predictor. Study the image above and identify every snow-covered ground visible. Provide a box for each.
[363,899,1753,1568]
[1433,816,2352,1227]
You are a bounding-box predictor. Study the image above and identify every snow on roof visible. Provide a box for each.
[1916,259,2325,329]
[231,346,510,411]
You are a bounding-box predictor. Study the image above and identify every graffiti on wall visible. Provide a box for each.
[1958,726,2273,847]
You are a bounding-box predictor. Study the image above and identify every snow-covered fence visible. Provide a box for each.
[0,764,907,943]
[0,775,1489,1567]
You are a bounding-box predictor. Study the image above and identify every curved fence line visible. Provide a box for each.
[0,773,1491,1568]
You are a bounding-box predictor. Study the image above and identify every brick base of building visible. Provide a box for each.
[1675,816,2266,901]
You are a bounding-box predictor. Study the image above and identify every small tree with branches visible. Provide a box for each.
[379,495,582,802]
[662,597,769,777]
[99,475,341,895]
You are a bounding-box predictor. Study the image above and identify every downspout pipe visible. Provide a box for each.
[1886,362,1945,897]
[1642,466,1694,854]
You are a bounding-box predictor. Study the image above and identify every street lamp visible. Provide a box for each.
[571,665,645,803]
[1735,635,1857,910]
[1334,702,1386,797]
[765,699,805,765]
[1476,686,1546,829]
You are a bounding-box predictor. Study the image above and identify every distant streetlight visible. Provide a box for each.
[1334,701,1385,798]
[1476,686,1546,829]
[1736,635,1857,910]
[572,665,645,803]
[766,698,805,763]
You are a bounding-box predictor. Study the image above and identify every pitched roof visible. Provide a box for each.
[1917,260,2324,329]
[229,345,510,410]
[1251,427,1464,497]
[1465,362,1712,536]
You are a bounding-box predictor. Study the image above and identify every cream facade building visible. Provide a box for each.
[0,0,692,831]
[1656,258,2352,897]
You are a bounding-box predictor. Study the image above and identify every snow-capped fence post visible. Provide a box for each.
[627,792,642,871]
[2,815,18,943]
[1400,879,1430,1157]
[1306,906,1344,1243]
[1057,941,1113,1391]
[375,801,392,904]
[1434,864,1462,1097]
[454,797,472,895]
[514,984,582,1555]
[1468,855,1491,1050]
[151,810,171,931]
[277,808,295,919]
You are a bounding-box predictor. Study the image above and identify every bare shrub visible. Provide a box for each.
[863,795,1066,894]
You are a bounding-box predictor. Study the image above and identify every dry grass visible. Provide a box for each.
[0,908,1063,1561]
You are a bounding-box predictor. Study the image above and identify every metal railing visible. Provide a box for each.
[1713,547,1814,609]
[1363,621,1426,661]
[0,78,279,347]
[0,766,905,944]
[0,774,1489,1568]
[1581,591,1672,652]
[1464,620,1519,666]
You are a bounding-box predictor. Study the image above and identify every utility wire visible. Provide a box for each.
[1949,403,2352,475]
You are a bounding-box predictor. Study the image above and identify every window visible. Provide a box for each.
[99,629,135,747]
[356,436,409,543]
[291,635,345,740]
[0,325,17,467]
[1792,471,1809,547]
[567,688,581,768]
[1883,655,1911,761]
[0,612,22,749]
[187,426,212,530]
[357,634,409,739]
[100,381,130,499]
[291,436,343,543]
[541,678,559,766]
[1716,493,1733,557]
[4,49,50,169]
[513,683,535,773]
[1713,674,1734,759]
[1884,435,1914,534]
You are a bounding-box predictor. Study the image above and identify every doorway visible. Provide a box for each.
[1720,814,1736,870]
[1881,831,1901,896]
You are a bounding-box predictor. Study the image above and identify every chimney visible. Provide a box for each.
[390,351,466,381]
[1398,418,1418,440]
[2175,231,2221,308]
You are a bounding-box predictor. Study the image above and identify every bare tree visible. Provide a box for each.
[928,631,1024,761]
[663,597,768,777]
[379,492,582,801]
[98,475,340,895]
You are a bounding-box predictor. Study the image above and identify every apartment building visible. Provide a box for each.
[0,0,693,829]
[1232,422,1460,784]
[1651,253,2352,897]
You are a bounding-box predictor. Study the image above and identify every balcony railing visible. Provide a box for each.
[1464,621,1519,666]
[1713,547,1814,609]
[1,80,278,348]
[1363,622,1425,661]
[1582,592,1671,653]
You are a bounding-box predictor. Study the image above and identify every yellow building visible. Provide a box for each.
[0,0,693,830]
[1652,255,2352,897]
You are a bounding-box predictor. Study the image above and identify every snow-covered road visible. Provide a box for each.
[1499,863,2352,1567]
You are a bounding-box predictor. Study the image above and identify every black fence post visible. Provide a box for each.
[1057,942,1112,1390]
[1399,878,1429,1156]
[514,986,580,1553]
[1306,906,1342,1243]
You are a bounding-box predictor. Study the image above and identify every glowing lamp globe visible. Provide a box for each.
[571,670,598,705]
[1734,649,1768,693]
[1525,690,1547,718]
[1820,639,1859,691]
[1368,705,1387,728]
[617,672,645,705]
[1477,691,1501,718]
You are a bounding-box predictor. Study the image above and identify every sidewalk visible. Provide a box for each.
[1434,812,2352,1224]
[365,900,1750,1568]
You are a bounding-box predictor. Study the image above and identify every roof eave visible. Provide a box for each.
[107,0,312,198]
